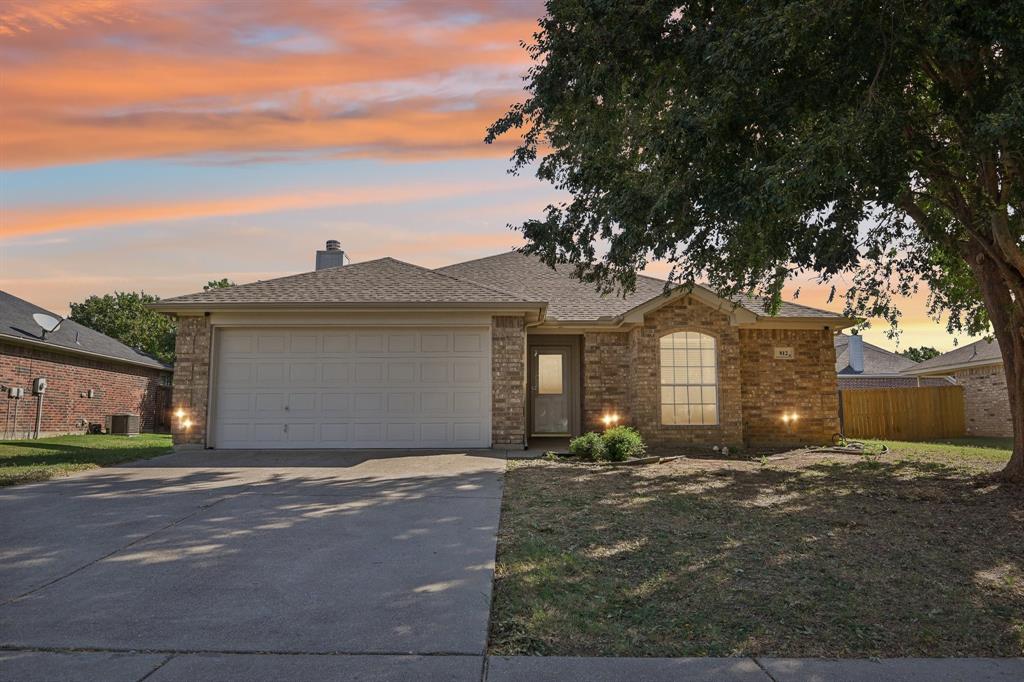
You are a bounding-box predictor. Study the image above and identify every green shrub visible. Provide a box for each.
[601,426,646,461]
[569,432,606,461]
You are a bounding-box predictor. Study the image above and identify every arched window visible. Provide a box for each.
[660,331,719,425]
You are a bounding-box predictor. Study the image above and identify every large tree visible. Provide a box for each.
[488,0,1024,479]
[69,292,176,364]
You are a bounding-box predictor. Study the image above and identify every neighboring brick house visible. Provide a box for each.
[152,243,855,453]
[834,333,952,390]
[0,291,172,439]
[904,339,1011,437]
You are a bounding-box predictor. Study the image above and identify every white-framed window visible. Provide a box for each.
[659,331,719,426]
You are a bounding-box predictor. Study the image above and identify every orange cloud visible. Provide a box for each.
[2,179,511,236]
[0,1,541,168]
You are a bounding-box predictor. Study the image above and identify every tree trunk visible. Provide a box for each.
[964,245,1024,482]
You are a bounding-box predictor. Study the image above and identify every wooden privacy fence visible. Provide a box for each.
[839,385,966,441]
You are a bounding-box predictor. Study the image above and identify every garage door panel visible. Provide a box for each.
[252,423,286,442]
[322,393,352,415]
[353,393,383,413]
[420,334,450,353]
[322,363,350,384]
[387,392,416,413]
[420,361,449,383]
[319,423,349,443]
[354,362,383,384]
[255,393,285,415]
[256,334,287,353]
[290,334,318,353]
[213,327,491,449]
[421,392,449,413]
[453,333,484,353]
[323,334,352,353]
[355,334,384,353]
[453,360,483,384]
[387,333,417,353]
[255,363,285,385]
[288,363,318,384]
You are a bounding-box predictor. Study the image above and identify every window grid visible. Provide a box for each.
[659,331,719,426]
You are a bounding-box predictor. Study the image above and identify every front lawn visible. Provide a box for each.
[0,433,173,486]
[490,438,1023,658]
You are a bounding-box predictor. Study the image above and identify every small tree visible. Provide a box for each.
[901,347,942,363]
[488,1,1024,480]
[203,278,235,291]
[69,292,175,364]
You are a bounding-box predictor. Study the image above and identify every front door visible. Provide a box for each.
[530,347,572,435]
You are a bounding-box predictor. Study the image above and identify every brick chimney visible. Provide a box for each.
[315,240,350,270]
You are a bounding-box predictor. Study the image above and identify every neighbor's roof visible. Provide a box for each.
[0,290,170,370]
[834,334,919,376]
[153,257,542,309]
[437,251,846,322]
[903,338,1003,375]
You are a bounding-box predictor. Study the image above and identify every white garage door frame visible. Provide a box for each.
[208,323,493,449]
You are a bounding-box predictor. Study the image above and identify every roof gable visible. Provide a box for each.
[904,338,1002,375]
[0,291,169,370]
[156,257,540,308]
[437,251,848,324]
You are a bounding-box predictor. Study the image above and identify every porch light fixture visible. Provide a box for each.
[781,412,799,424]
[602,413,621,427]
[174,408,186,420]
[182,419,193,431]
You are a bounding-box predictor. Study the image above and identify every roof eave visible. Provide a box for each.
[150,300,547,313]
[903,358,1004,376]
[0,333,171,371]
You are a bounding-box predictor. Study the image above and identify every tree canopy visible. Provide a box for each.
[900,346,942,363]
[203,278,235,291]
[69,292,176,364]
[489,0,1024,478]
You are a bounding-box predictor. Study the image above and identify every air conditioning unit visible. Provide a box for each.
[109,414,141,436]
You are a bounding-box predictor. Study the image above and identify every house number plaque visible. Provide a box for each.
[774,347,795,360]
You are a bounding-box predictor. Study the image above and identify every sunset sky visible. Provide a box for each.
[0,0,981,352]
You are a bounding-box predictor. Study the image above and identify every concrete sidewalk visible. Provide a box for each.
[2,652,1023,681]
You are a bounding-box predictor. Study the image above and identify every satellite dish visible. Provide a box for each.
[32,313,63,338]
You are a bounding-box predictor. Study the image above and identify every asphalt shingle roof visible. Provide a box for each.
[904,338,1003,374]
[157,257,539,307]
[834,334,919,375]
[437,251,845,322]
[0,290,170,370]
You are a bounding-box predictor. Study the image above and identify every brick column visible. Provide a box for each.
[171,315,212,448]
[491,316,526,448]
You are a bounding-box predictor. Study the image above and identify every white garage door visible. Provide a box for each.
[211,327,492,449]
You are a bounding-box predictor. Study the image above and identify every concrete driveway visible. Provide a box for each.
[0,449,505,681]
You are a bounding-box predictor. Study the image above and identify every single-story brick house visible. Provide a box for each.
[0,291,173,438]
[834,333,952,390]
[153,244,855,452]
[903,339,1010,437]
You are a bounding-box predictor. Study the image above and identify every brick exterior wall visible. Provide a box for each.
[171,315,212,447]
[582,332,631,431]
[0,341,170,438]
[624,298,746,451]
[491,315,527,447]
[574,297,841,452]
[955,364,1012,437]
[739,328,838,446]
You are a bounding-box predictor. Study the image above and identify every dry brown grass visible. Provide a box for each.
[489,440,1024,657]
